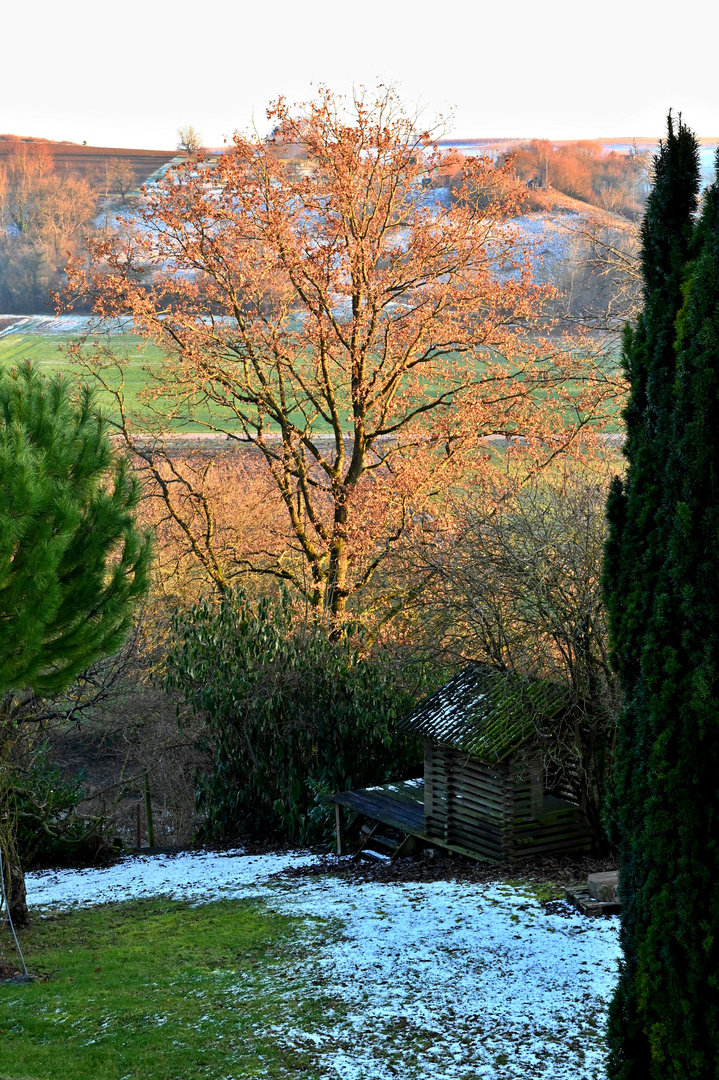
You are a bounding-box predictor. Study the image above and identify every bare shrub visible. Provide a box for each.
[394,451,620,847]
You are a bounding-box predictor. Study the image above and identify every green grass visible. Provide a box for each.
[0,331,624,435]
[0,897,337,1080]
[0,334,166,372]
[0,334,163,417]
[0,336,219,433]
[505,879,565,904]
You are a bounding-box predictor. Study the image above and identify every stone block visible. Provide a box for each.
[587,870,620,904]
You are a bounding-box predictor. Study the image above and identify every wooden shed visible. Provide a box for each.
[398,664,590,861]
[331,664,590,862]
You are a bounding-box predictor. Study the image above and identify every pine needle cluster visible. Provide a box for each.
[0,362,151,697]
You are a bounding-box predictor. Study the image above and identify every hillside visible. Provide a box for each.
[0,135,177,190]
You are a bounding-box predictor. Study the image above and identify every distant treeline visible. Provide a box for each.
[500,140,651,218]
[0,135,646,315]
[0,138,174,313]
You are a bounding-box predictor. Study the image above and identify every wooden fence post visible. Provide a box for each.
[144,773,155,849]
[335,803,345,856]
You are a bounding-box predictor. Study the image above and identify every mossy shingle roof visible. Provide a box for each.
[397,664,566,764]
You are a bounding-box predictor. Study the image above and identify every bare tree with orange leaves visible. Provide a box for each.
[0,142,96,310]
[66,86,617,620]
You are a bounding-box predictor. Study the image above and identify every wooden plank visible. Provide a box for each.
[432,743,514,854]
[453,776,507,800]
[510,821,591,856]
[358,782,425,806]
[451,759,505,781]
[424,739,435,820]
[512,835,588,852]
[334,779,425,805]
[446,763,507,802]
[463,770,508,790]
[513,807,587,830]
[566,885,621,916]
[529,758,543,819]
[446,789,507,816]
[444,812,500,833]
[437,745,507,781]
[449,819,504,847]
[444,754,454,844]
[449,817,504,843]
[451,779,506,802]
[331,780,425,835]
[390,833,418,862]
[512,808,583,827]
[447,830,504,860]
[511,812,587,829]
[450,829,504,859]
[511,838,591,860]
[453,792,506,812]
[424,836,500,864]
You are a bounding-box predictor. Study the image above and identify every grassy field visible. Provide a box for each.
[0,334,163,410]
[0,334,167,370]
[0,897,334,1080]
[0,335,216,433]
[0,330,623,436]
[6,855,619,1080]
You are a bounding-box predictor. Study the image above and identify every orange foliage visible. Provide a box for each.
[133,442,291,602]
[506,140,649,217]
[0,142,99,311]
[66,86,619,621]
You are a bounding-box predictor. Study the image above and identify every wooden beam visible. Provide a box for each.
[390,833,417,863]
[335,802,345,856]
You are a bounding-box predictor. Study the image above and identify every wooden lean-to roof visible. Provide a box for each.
[397,664,566,764]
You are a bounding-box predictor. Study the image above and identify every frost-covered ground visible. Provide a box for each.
[26,850,620,1080]
[491,211,585,285]
[0,314,134,337]
[27,848,317,907]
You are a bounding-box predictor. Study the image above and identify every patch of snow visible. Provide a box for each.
[272,877,619,1079]
[26,848,323,908]
[359,850,391,861]
[25,849,620,1079]
[496,213,583,283]
[0,315,135,338]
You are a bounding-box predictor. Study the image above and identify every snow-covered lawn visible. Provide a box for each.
[26,850,620,1079]
[0,315,133,337]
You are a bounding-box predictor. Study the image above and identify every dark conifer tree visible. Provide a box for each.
[0,362,151,927]
[0,362,151,696]
[634,152,719,1077]
[604,121,719,1077]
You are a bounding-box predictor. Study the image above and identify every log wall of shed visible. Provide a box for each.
[424,740,591,861]
[507,756,590,857]
[424,740,512,860]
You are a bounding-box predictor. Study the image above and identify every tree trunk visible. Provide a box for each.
[574,718,610,855]
[327,494,351,618]
[328,548,349,618]
[5,847,29,928]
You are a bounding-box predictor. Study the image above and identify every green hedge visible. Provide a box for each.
[165,590,428,842]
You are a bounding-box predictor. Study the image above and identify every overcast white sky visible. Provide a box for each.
[2,0,716,149]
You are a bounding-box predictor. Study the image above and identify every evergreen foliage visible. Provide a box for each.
[165,589,429,842]
[604,119,719,1077]
[0,362,151,695]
